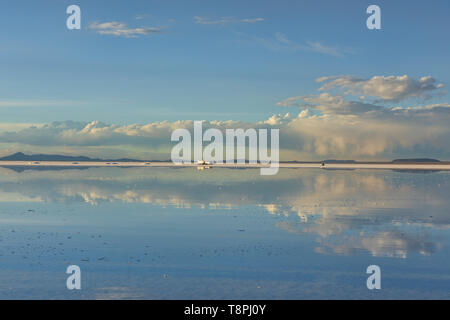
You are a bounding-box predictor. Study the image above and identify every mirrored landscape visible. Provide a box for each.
[0,166,449,299]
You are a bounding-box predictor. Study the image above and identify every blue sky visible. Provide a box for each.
[0,0,449,124]
[0,0,449,160]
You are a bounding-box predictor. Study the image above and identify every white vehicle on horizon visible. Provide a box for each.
[197,160,214,166]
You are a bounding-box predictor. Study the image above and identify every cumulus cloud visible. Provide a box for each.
[0,75,449,161]
[261,113,291,125]
[272,74,450,159]
[284,104,450,158]
[89,21,164,38]
[1,101,449,161]
[194,16,264,25]
[295,93,385,115]
[0,120,190,148]
[317,75,445,101]
[278,91,450,117]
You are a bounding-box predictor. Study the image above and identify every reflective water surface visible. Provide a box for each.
[0,166,449,299]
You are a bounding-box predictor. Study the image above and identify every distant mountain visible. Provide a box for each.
[1,166,91,173]
[392,158,440,163]
[0,152,146,162]
[0,152,99,162]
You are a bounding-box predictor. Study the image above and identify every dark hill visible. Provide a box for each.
[0,152,145,162]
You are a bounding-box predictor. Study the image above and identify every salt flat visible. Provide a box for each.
[0,166,449,299]
[0,161,449,170]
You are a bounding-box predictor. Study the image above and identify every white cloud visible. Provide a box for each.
[261,113,291,125]
[275,88,450,158]
[280,93,385,115]
[317,75,445,101]
[272,75,450,158]
[276,96,304,107]
[89,21,163,38]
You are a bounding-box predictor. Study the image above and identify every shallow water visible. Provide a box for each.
[0,166,449,299]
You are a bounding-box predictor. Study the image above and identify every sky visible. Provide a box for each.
[0,0,449,160]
